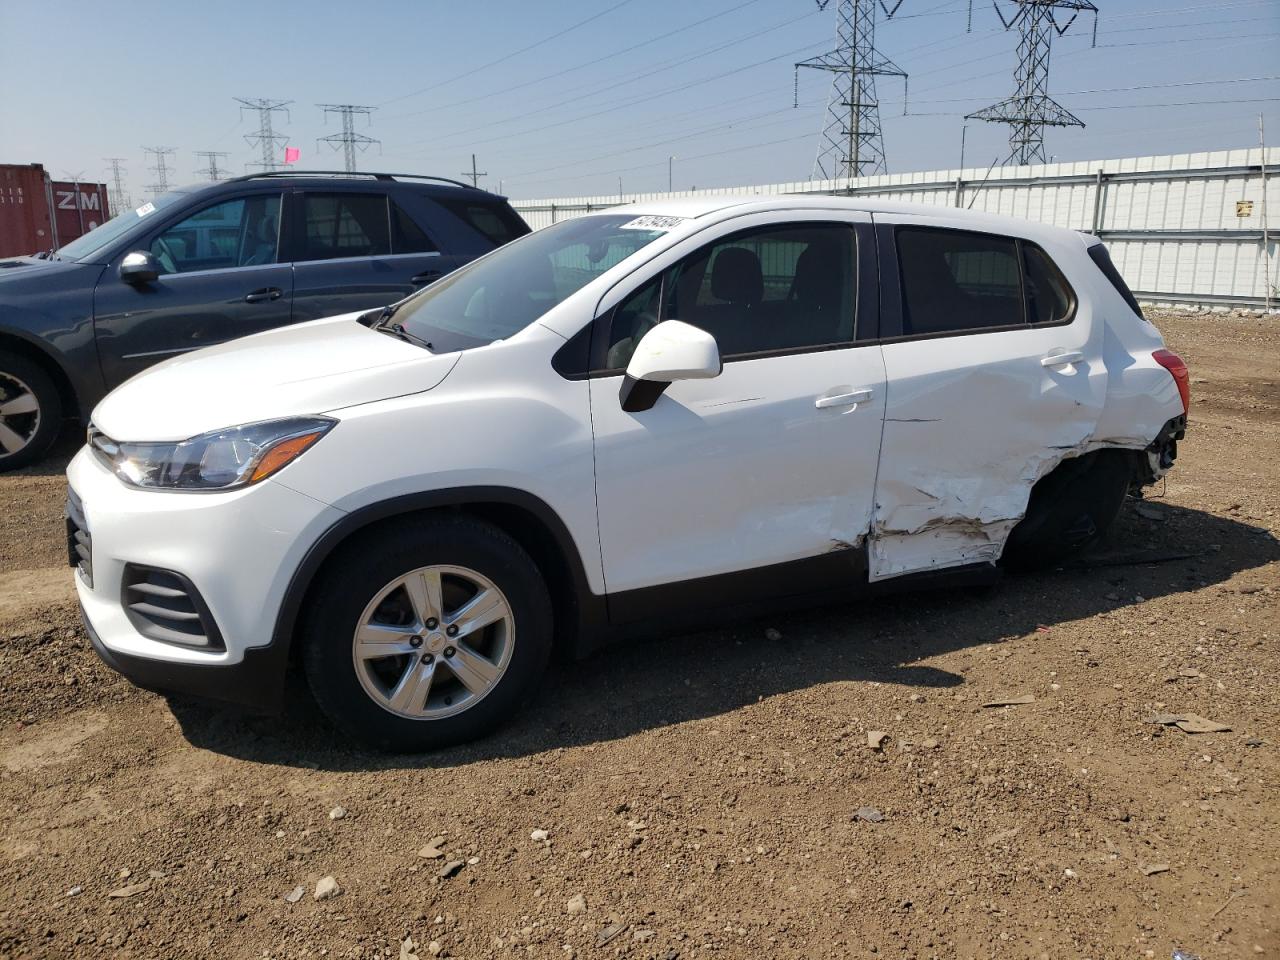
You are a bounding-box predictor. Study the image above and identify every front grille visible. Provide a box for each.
[122,565,224,650]
[65,488,92,587]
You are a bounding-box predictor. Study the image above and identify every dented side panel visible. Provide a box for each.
[869,226,1112,581]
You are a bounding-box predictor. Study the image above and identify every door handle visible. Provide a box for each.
[1041,350,1084,367]
[815,388,873,409]
[411,271,443,285]
[244,287,283,304]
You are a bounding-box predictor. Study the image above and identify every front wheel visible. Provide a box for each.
[0,352,63,472]
[302,515,553,752]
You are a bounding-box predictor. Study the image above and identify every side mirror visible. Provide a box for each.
[619,320,721,413]
[119,250,161,284]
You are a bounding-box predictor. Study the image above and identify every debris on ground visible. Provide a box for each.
[313,876,342,901]
[284,885,305,904]
[1147,713,1232,734]
[866,730,888,751]
[854,806,886,823]
[982,694,1035,707]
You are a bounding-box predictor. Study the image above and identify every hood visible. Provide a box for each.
[0,255,84,285]
[91,313,460,441]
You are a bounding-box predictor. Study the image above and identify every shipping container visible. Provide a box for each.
[0,163,56,258]
[48,179,111,247]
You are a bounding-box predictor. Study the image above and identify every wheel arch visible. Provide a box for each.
[273,487,607,668]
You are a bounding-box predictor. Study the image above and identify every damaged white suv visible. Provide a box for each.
[67,197,1189,750]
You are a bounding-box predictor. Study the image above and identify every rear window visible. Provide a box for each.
[1087,243,1145,320]
[433,197,529,247]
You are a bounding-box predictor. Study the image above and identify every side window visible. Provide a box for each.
[150,194,281,274]
[301,193,391,261]
[433,197,530,247]
[1023,243,1075,325]
[604,223,856,367]
[391,202,438,254]
[896,227,1024,336]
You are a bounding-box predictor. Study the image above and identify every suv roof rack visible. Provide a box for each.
[226,170,477,190]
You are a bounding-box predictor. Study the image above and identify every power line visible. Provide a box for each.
[795,0,911,180]
[378,0,639,108]
[385,0,765,122]
[141,146,176,199]
[103,158,129,217]
[236,97,292,172]
[194,151,231,182]
[317,104,380,173]
[966,1,1101,165]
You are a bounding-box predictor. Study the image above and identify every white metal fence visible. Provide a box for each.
[510,148,1280,310]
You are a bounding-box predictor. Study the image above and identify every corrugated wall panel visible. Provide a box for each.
[512,148,1280,306]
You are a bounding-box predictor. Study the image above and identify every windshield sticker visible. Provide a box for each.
[618,215,687,231]
[135,201,157,218]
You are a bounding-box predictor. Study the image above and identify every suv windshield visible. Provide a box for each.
[389,214,672,350]
[56,191,190,263]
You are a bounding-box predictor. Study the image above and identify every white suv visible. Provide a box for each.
[66,197,1189,751]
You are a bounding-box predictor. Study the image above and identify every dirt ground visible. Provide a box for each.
[0,310,1275,960]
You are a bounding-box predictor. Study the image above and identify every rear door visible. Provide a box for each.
[289,190,454,322]
[92,191,293,385]
[869,217,1106,580]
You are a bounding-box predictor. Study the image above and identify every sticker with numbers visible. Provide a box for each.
[618,215,687,231]
[135,202,156,218]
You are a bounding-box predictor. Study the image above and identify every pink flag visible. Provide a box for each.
[284,146,300,164]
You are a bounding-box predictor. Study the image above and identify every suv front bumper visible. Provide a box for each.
[67,445,345,711]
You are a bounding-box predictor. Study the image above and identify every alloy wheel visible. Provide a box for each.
[0,372,41,460]
[352,564,515,720]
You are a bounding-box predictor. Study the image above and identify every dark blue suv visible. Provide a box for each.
[0,172,529,470]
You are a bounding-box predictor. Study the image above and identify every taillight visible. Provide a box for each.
[1153,349,1189,413]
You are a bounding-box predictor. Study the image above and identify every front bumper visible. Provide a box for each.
[67,445,345,710]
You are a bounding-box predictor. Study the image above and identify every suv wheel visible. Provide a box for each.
[0,352,63,473]
[302,515,553,752]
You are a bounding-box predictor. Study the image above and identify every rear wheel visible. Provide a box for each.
[302,515,553,752]
[0,352,63,473]
[1002,450,1134,571]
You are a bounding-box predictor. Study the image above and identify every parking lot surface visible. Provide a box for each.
[0,310,1276,959]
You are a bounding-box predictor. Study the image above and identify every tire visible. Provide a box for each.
[302,514,553,752]
[1001,450,1134,571]
[0,351,63,473]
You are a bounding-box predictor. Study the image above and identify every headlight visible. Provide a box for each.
[101,417,336,491]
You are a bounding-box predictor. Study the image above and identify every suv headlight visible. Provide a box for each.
[101,417,336,491]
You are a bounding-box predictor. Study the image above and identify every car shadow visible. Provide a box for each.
[165,500,1277,770]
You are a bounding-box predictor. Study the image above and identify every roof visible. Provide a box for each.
[602,193,1089,248]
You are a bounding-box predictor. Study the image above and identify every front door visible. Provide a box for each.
[93,192,293,385]
[290,191,461,322]
[869,220,1107,580]
[589,214,886,614]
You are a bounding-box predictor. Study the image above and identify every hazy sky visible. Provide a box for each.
[2,0,1277,203]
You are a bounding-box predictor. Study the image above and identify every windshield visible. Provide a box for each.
[56,191,189,263]
[390,214,674,350]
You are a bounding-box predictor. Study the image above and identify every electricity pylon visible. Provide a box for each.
[104,158,130,216]
[317,104,380,173]
[236,97,292,172]
[142,146,176,199]
[795,0,909,180]
[966,0,1099,165]
[194,151,231,181]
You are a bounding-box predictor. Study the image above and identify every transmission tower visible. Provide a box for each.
[966,0,1099,166]
[104,158,130,216]
[194,151,231,181]
[235,97,292,171]
[795,0,909,181]
[317,104,380,173]
[142,146,177,199]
